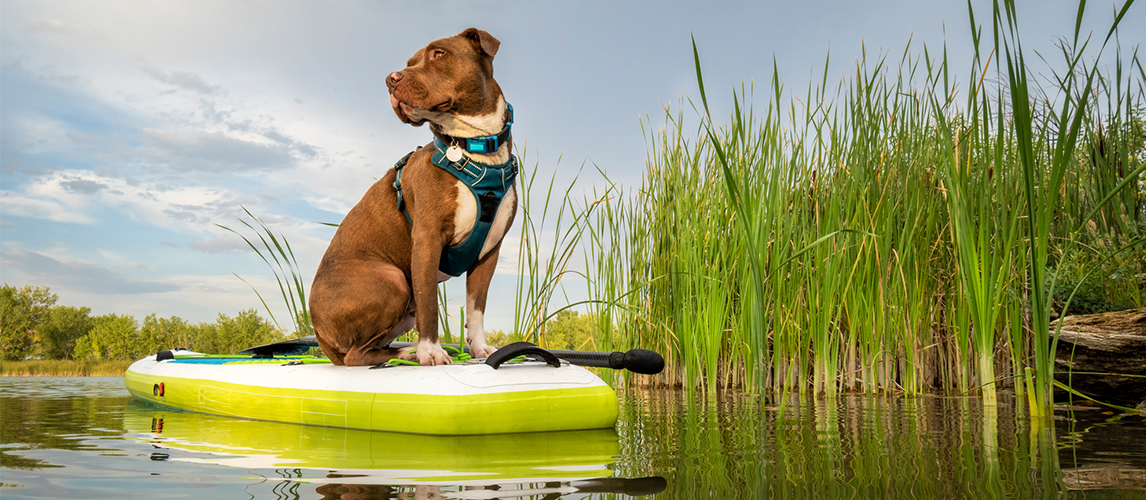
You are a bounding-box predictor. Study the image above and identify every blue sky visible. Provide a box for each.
[2,0,1141,333]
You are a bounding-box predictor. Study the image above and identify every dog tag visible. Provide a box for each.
[445,145,464,162]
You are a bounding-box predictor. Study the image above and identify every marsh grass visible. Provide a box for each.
[586,0,1144,404]
[512,147,619,344]
[218,207,311,337]
[990,0,1143,415]
[1,359,133,377]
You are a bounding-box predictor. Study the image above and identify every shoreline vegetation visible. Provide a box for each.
[579,0,1144,411]
[2,359,133,377]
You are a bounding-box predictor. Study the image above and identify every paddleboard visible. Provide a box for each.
[124,350,619,435]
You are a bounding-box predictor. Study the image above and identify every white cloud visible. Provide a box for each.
[301,195,354,217]
[0,190,94,223]
[16,169,237,231]
[141,66,221,95]
[23,18,109,44]
[187,234,251,254]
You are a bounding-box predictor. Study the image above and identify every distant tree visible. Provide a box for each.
[139,314,199,355]
[70,335,94,361]
[193,322,220,354]
[39,305,93,360]
[203,309,283,354]
[484,329,519,347]
[539,310,597,351]
[0,284,58,361]
[72,314,139,361]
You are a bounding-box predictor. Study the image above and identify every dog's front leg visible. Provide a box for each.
[410,225,453,366]
[464,243,502,358]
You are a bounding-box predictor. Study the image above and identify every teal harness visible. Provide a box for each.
[392,119,518,277]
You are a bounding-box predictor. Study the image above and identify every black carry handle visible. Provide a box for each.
[389,342,665,374]
[239,335,665,374]
[483,341,561,369]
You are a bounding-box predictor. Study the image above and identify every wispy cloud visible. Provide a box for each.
[14,170,242,231]
[23,19,109,43]
[141,128,296,173]
[0,248,179,294]
[60,178,107,194]
[187,234,251,254]
[0,190,94,223]
[142,66,221,95]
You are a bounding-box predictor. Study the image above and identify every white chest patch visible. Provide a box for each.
[448,179,516,258]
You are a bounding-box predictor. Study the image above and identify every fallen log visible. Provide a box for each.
[1060,464,1146,491]
[1052,308,1146,407]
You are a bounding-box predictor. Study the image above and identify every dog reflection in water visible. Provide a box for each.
[313,477,668,499]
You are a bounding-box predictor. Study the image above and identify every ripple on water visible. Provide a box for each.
[2,377,1144,499]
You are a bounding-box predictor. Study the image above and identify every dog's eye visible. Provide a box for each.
[430,49,446,60]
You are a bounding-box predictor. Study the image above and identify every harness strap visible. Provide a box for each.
[390,140,518,277]
[392,150,414,226]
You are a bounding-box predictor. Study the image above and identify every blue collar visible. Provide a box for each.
[429,137,518,182]
[431,103,513,155]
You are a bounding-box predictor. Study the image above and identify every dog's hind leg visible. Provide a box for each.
[313,328,346,365]
[310,261,414,366]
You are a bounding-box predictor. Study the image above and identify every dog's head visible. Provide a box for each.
[386,28,503,128]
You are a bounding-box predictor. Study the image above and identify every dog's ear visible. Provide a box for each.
[459,28,500,59]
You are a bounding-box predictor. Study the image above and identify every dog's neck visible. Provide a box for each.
[429,95,511,165]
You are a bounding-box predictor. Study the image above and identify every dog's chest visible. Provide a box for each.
[447,179,516,258]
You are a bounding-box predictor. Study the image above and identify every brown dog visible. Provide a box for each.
[309,28,516,366]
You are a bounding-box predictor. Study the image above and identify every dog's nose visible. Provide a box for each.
[387,72,403,89]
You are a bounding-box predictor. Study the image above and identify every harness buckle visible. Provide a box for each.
[465,136,498,154]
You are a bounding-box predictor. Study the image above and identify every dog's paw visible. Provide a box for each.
[467,341,497,359]
[415,340,452,366]
[397,346,418,362]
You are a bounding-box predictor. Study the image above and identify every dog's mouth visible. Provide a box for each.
[389,93,416,124]
[390,93,454,126]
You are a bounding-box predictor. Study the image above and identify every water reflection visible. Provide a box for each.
[2,377,1144,498]
[122,400,666,497]
[0,377,129,470]
[610,388,1146,498]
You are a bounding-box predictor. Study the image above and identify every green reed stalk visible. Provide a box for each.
[991,0,1137,416]
[512,149,615,342]
[932,53,1021,406]
[218,207,310,336]
[0,359,133,377]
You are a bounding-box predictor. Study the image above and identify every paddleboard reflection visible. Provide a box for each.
[123,400,665,498]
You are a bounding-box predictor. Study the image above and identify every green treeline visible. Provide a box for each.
[1,283,597,364]
[487,309,599,352]
[1,284,289,362]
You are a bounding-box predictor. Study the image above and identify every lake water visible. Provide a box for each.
[1,377,1144,499]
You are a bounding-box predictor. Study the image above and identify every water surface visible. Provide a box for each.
[1,377,1143,498]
